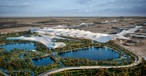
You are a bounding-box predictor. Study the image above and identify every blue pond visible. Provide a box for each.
[32,57,54,66]
[59,47,120,60]
[0,42,36,52]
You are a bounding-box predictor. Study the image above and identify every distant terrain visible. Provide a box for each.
[0,17,146,34]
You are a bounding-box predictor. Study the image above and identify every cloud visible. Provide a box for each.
[0,0,146,16]
[77,0,94,4]
[75,9,92,13]
[0,2,31,7]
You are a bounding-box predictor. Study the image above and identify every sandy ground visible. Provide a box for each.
[0,26,32,34]
[1,17,146,34]
[115,40,146,60]
[0,17,146,33]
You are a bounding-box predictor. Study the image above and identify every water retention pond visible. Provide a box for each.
[59,47,120,60]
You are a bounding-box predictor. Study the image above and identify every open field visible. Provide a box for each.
[0,17,146,34]
[115,39,146,60]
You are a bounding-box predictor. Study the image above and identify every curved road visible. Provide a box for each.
[38,53,142,76]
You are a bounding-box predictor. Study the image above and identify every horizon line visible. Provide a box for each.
[0,16,146,18]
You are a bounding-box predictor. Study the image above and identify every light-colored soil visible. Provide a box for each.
[115,39,146,60]
[0,27,32,34]
[0,17,146,34]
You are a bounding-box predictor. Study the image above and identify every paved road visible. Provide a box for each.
[38,53,142,76]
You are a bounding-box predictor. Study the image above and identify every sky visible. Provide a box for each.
[0,0,146,17]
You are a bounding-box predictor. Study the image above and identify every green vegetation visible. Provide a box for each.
[60,57,130,66]
[0,31,60,75]
[0,49,60,75]
[51,61,146,76]
[53,38,135,66]
[0,31,140,76]
[53,37,100,53]
[0,71,5,76]
[9,72,32,76]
